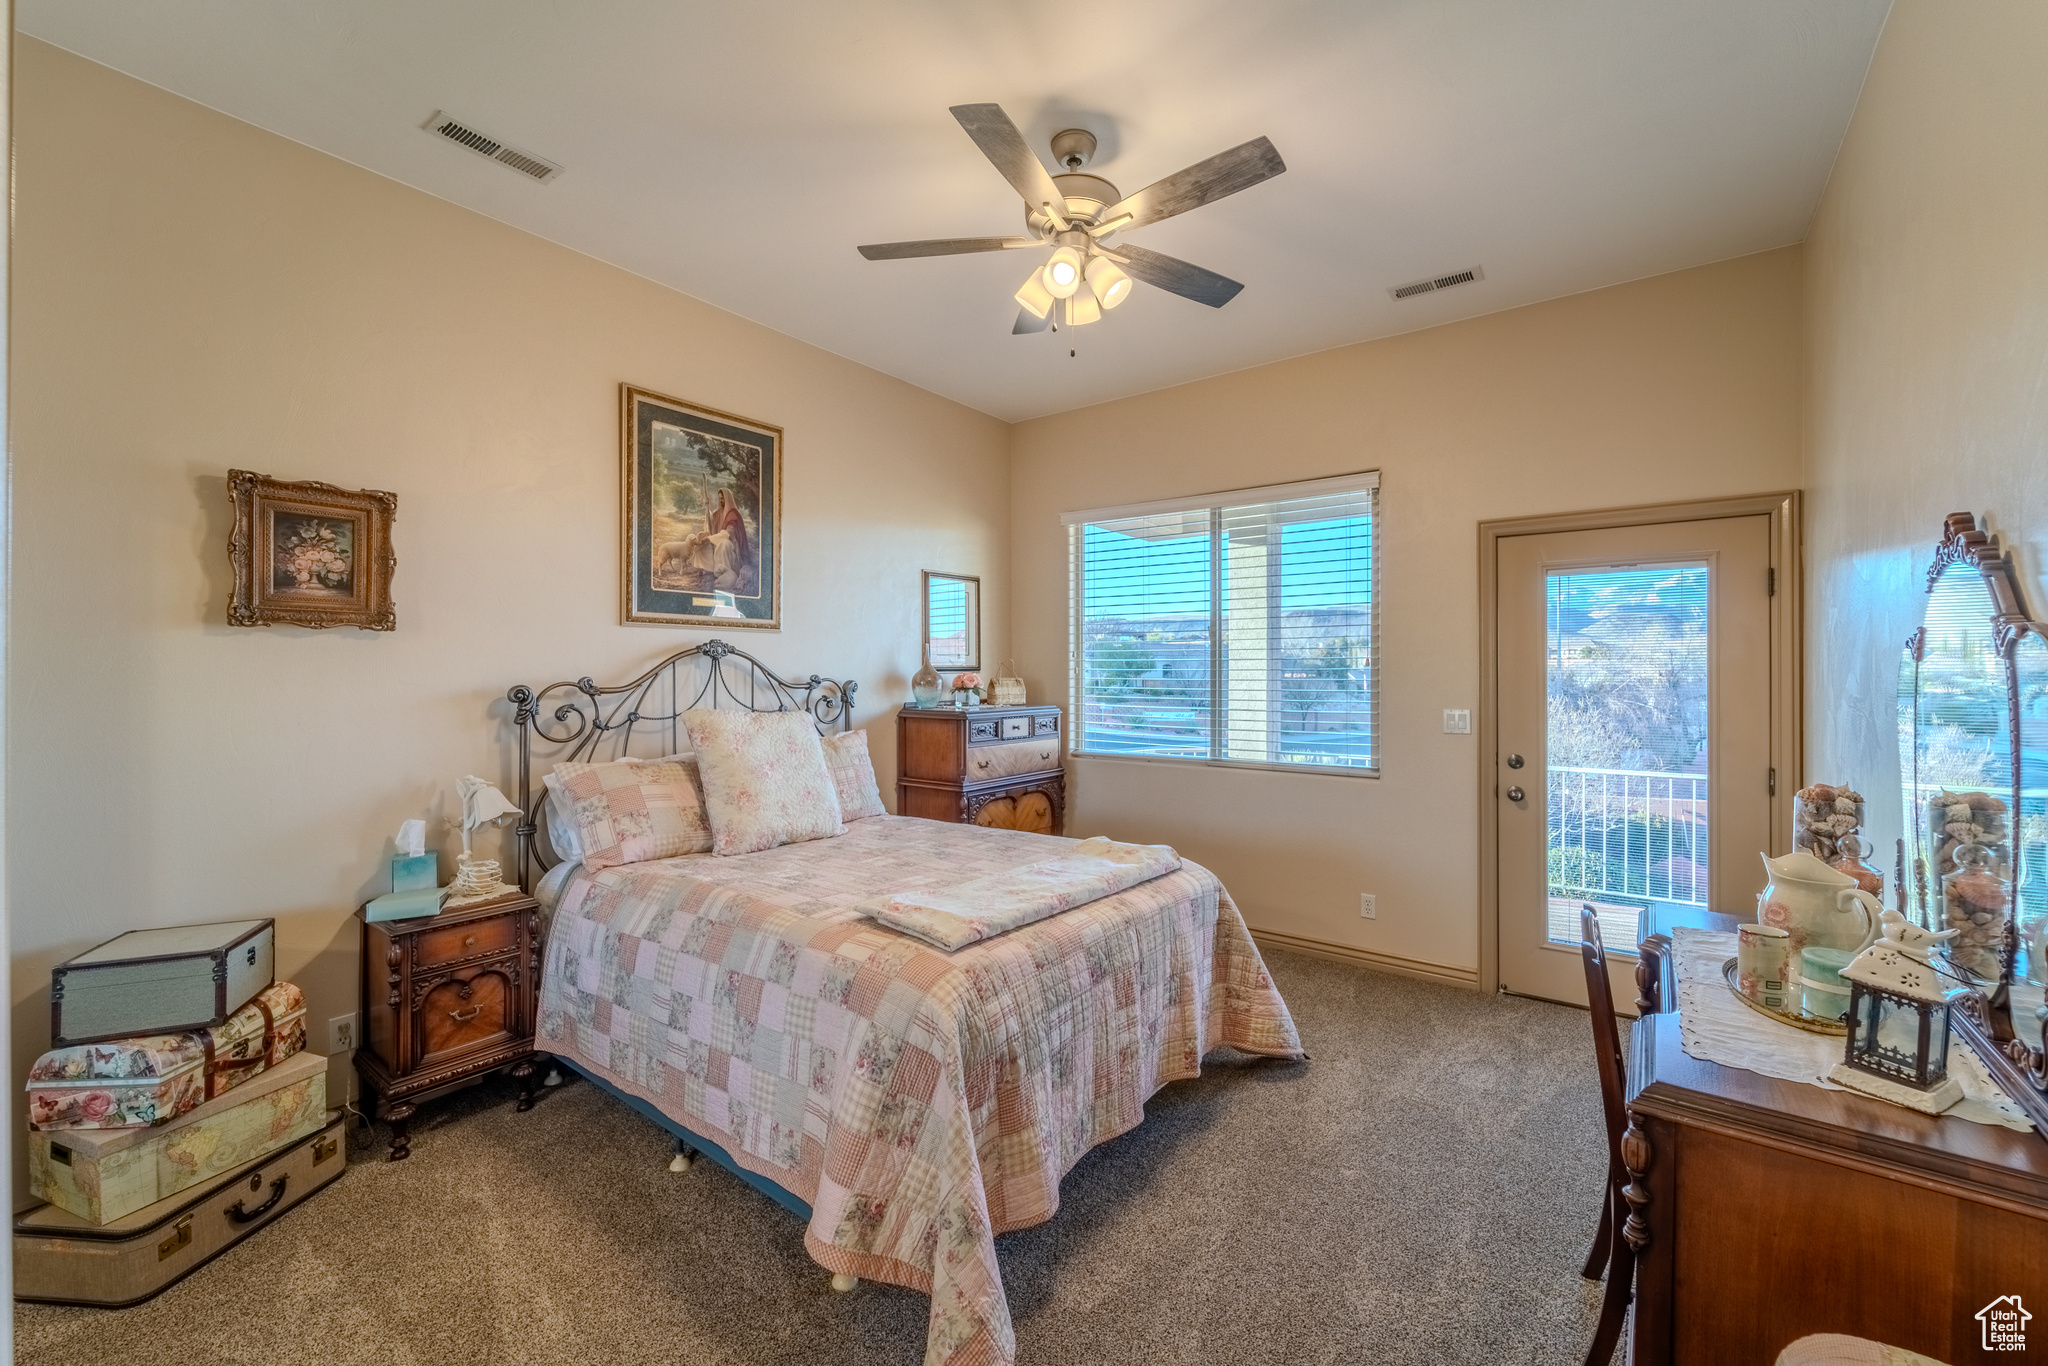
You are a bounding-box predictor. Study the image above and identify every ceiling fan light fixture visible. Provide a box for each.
[1043,245,1084,298]
[1086,256,1132,309]
[1064,289,1101,327]
[1014,267,1055,319]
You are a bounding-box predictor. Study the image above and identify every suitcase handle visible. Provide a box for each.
[226,1174,288,1224]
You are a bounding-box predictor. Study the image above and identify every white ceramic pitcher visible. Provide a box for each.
[1756,850,1884,957]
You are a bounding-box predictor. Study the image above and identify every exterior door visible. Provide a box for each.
[1495,516,1775,1007]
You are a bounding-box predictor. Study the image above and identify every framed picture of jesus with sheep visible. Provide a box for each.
[620,384,781,629]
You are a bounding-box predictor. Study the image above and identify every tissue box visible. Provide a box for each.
[51,919,274,1045]
[27,982,310,1133]
[28,1049,327,1225]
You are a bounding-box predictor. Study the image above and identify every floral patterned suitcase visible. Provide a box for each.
[27,1048,327,1225]
[27,981,309,1131]
[14,1111,345,1306]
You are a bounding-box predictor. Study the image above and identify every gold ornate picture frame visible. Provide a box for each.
[621,384,782,629]
[228,470,397,630]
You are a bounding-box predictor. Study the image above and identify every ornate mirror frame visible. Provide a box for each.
[1900,513,2048,1128]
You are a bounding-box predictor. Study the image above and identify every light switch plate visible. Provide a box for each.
[1443,709,1471,734]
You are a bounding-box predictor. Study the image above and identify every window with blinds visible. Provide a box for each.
[1065,472,1378,774]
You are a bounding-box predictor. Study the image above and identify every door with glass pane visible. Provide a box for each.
[1495,517,1774,1007]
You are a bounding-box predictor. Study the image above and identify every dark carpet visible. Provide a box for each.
[15,950,1611,1365]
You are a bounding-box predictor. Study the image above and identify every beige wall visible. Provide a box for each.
[1804,0,2048,860]
[9,38,1008,1197]
[1010,248,1804,979]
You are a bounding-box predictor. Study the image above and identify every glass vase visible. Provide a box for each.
[911,648,943,707]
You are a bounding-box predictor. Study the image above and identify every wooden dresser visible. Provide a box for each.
[356,890,540,1160]
[1630,929,2048,1364]
[897,703,1065,835]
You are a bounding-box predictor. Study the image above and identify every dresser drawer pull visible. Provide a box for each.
[448,1004,484,1023]
[463,934,477,948]
[976,759,991,770]
[227,1174,288,1224]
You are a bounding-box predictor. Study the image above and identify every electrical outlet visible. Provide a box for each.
[327,1013,357,1056]
[1443,709,1471,734]
[1360,893,1377,919]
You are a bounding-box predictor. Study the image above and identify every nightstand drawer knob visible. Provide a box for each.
[463,934,477,947]
[448,1004,483,1023]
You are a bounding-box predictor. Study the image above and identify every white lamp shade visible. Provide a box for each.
[1043,245,1084,299]
[1064,289,1102,326]
[1014,267,1055,319]
[1086,256,1133,309]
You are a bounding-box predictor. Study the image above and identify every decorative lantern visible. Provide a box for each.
[1827,911,1964,1115]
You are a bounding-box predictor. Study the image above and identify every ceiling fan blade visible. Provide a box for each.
[1012,307,1053,335]
[949,104,1066,214]
[1101,136,1286,232]
[1115,243,1246,308]
[858,237,1039,260]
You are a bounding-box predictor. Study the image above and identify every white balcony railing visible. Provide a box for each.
[1547,765,1710,909]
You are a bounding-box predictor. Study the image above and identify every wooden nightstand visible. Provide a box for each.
[355,890,539,1160]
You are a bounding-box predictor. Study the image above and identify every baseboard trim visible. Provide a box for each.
[1248,928,1481,990]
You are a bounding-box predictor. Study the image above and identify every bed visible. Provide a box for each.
[507,643,1304,1366]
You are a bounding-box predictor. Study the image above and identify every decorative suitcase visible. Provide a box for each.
[28,981,310,1132]
[28,1048,327,1224]
[51,918,275,1045]
[14,1112,346,1306]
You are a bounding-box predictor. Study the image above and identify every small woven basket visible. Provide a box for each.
[991,661,1027,706]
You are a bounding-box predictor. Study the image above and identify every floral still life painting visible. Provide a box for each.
[272,514,354,594]
[228,470,396,630]
[622,384,781,628]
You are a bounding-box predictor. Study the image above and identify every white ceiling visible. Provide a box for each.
[21,1,1891,422]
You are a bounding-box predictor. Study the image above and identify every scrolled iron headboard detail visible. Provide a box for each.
[506,640,857,891]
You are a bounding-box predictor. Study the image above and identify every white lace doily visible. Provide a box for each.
[1672,927,2033,1131]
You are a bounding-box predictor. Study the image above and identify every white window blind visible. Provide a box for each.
[1066,473,1378,774]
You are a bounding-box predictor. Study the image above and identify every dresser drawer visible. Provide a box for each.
[416,968,514,1066]
[412,916,518,968]
[966,737,1062,782]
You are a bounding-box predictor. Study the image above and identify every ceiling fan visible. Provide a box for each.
[858,104,1285,334]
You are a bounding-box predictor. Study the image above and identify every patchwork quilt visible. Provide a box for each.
[537,815,1303,1366]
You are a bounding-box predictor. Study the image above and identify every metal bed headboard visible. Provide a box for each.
[506,640,857,891]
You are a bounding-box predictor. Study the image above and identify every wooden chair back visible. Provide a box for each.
[1580,905,1630,1167]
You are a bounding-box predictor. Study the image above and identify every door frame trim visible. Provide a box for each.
[1476,492,1802,995]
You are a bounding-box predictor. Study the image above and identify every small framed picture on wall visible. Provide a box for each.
[621,384,782,629]
[227,470,396,630]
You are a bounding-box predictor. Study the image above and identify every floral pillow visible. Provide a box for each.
[551,757,712,869]
[821,730,887,821]
[683,709,845,856]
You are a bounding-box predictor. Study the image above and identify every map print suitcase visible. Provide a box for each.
[14,1112,345,1306]
[27,1049,327,1224]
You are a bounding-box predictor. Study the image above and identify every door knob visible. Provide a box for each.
[1506,754,1524,769]
[1506,786,1526,802]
